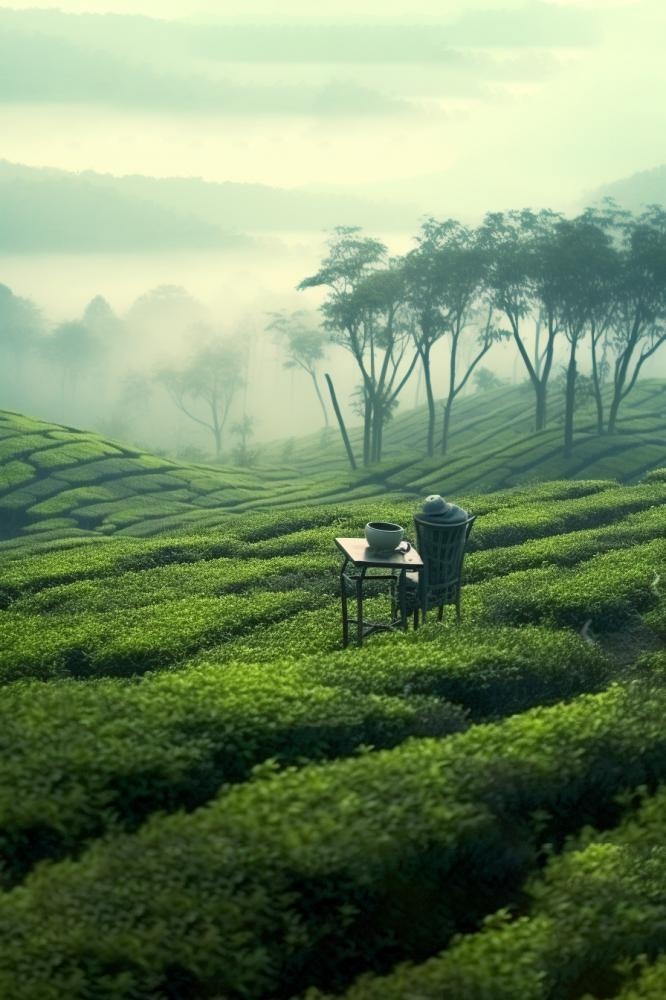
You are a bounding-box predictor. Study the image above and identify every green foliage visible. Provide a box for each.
[0,664,467,885]
[0,590,321,684]
[320,787,666,1000]
[4,680,666,998]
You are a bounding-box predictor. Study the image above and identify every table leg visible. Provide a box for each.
[398,568,408,631]
[356,576,364,647]
[340,560,349,648]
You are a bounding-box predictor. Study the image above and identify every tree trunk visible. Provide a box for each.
[590,333,604,434]
[422,348,436,457]
[363,390,373,467]
[442,399,453,456]
[311,372,329,427]
[535,382,547,432]
[324,373,357,471]
[564,339,578,457]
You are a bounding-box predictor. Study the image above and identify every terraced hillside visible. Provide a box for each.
[0,467,665,997]
[2,377,666,545]
[265,377,666,485]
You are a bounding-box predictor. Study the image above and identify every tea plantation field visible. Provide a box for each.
[2,377,665,546]
[1,421,666,998]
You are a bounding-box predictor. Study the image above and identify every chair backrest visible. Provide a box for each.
[413,514,476,608]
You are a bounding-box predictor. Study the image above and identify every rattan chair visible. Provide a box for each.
[398,514,476,627]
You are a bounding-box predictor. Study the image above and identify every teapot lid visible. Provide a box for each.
[422,494,450,515]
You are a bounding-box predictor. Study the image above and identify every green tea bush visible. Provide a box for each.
[3,680,666,998]
[469,483,666,551]
[297,624,612,720]
[0,590,321,683]
[0,460,34,492]
[320,788,666,1000]
[30,441,121,469]
[473,538,666,629]
[11,553,334,616]
[465,505,666,583]
[644,467,666,483]
[0,665,466,884]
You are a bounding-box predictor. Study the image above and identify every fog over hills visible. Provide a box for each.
[0,161,421,253]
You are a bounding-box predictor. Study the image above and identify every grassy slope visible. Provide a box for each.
[0,473,664,997]
[1,386,666,997]
[1,378,665,545]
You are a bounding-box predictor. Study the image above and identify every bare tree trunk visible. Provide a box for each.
[310,372,329,427]
[325,373,357,471]
[442,398,453,456]
[535,382,547,432]
[564,338,578,457]
[420,346,436,457]
[590,331,605,434]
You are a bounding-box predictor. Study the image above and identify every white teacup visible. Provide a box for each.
[364,521,405,553]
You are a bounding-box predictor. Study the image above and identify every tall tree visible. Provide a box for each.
[607,205,666,432]
[41,320,101,420]
[547,211,618,455]
[481,209,561,433]
[403,222,452,456]
[0,284,43,404]
[299,227,417,465]
[406,219,504,455]
[267,310,329,427]
[157,338,244,459]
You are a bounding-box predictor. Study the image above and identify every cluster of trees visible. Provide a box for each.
[291,203,666,466]
[0,283,259,463]
[2,202,665,467]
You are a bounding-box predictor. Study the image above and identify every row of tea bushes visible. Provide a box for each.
[10,552,336,616]
[473,538,666,630]
[0,664,467,885]
[297,624,612,720]
[4,680,666,999]
[0,479,629,604]
[467,482,666,552]
[0,623,610,883]
[465,505,666,583]
[318,786,666,1000]
[0,589,321,684]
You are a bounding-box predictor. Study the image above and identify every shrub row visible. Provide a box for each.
[0,481,624,602]
[0,589,320,684]
[296,623,612,720]
[468,482,666,552]
[3,680,666,998]
[0,622,609,880]
[471,538,666,630]
[0,665,466,885]
[11,552,336,616]
[321,787,666,1000]
[465,505,666,583]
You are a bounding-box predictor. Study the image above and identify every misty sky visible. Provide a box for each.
[1,0,664,214]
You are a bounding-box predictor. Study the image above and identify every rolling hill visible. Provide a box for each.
[1,378,666,997]
[0,436,665,995]
[1,379,665,546]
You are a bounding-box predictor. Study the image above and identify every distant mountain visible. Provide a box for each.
[0,162,421,253]
[0,162,242,253]
[587,165,666,212]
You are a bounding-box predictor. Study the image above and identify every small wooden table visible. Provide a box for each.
[335,537,424,648]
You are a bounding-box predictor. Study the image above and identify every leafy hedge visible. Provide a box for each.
[297,623,612,720]
[320,787,666,1000]
[465,505,666,583]
[3,680,666,998]
[0,665,466,885]
[0,589,321,684]
[472,538,666,629]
